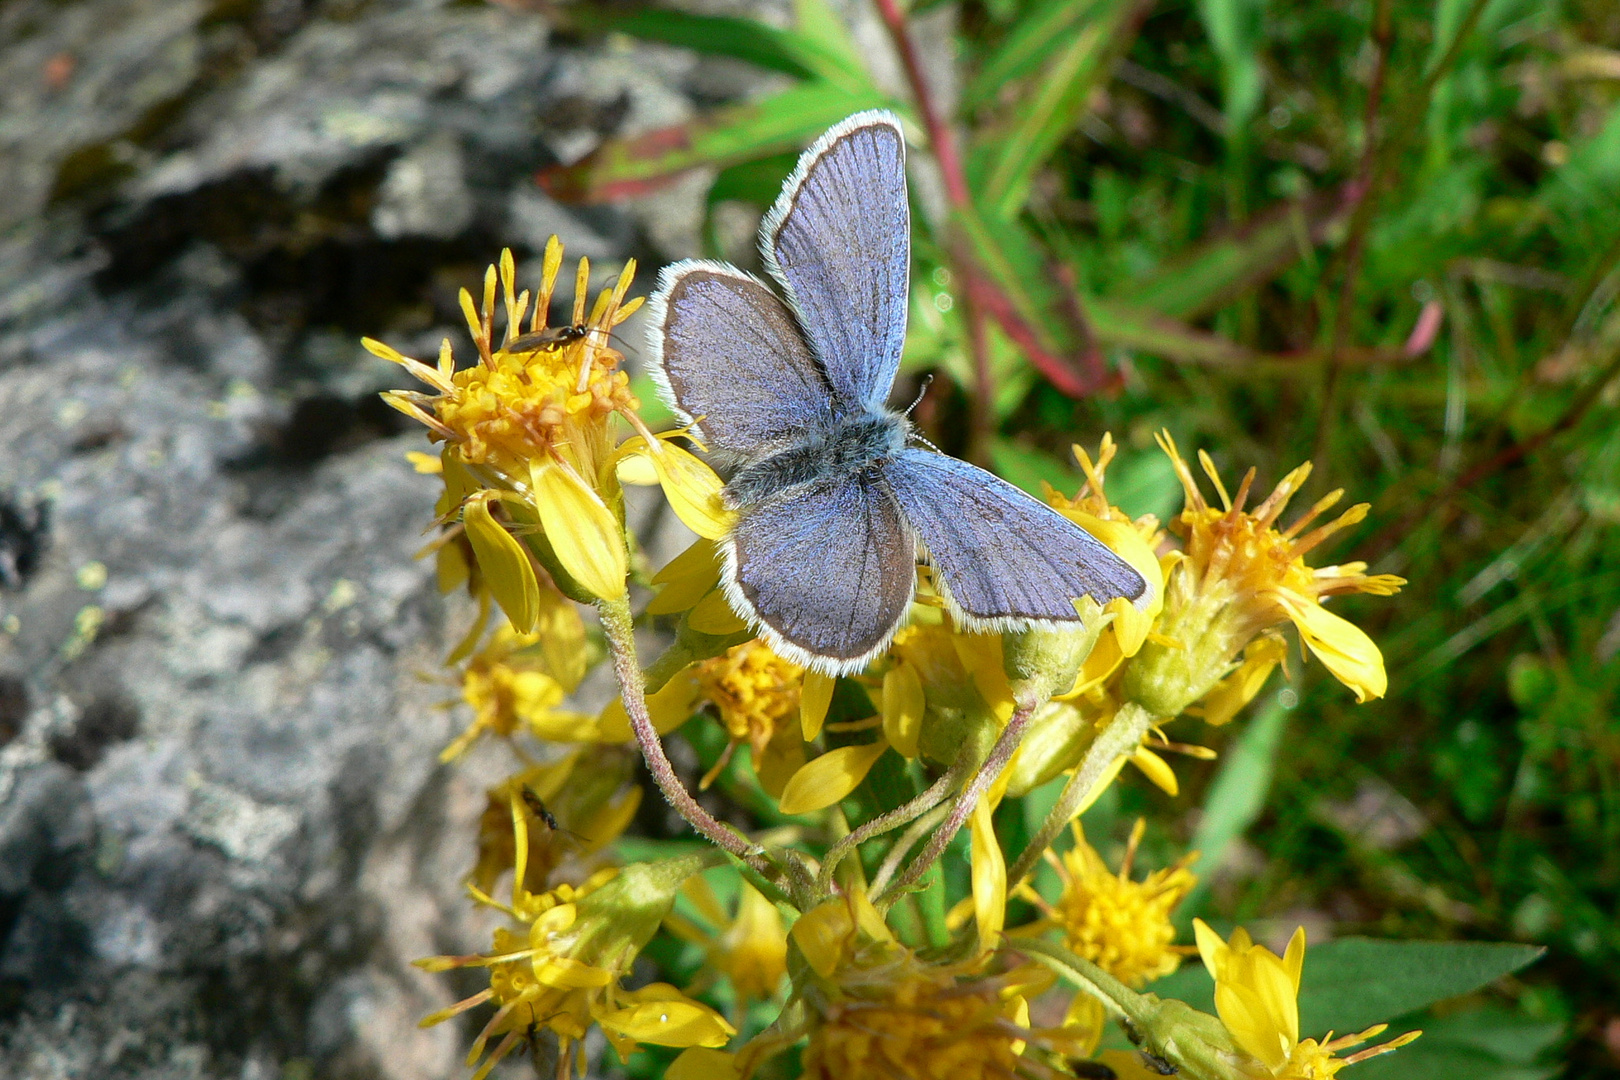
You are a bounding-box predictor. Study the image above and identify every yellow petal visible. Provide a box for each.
[687,590,748,634]
[599,670,699,741]
[790,900,854,978]
[530,460,627,600]
[435,535,470,594]
[1130,747,1179,796]
[521,709,603,742]
[616,453,660,486]
[970,794,1005,954]
[1193,918,1229,980]
[1274,592,1388,702]
[776,742,887,815]
[1067,626,1123,697]
[880,662,925,758]
[626,437,736,541]
[462,495,540,633]
[596,995,735,1048]
[647,539,722,615]
[1200,636,1286,725]
[1061,993,1106,1059]
[667,1048,740,1080]
[1065,511,1164,657]
[1282,925,1307,995]
[800,670,835,741]
[534,955,615,989]
[952,633,1014,722]
[1068,751,1128,822]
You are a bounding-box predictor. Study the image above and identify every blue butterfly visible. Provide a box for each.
[646,111,1147,675]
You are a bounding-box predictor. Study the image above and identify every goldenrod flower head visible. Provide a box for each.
[800,960,1032,1080]
[696,640,804,748]
[447,613,596,760]
[787,888,1068,1078]
[1125,434,1404,716]
[693,640,807,795]
[887,605,1015,762]
[1194,920,1419,1079]
[368,241,649,603]
[419,856,733,1080]
[1025,820,1197,988]
[668,876,789,1011]
[369,241,642,485]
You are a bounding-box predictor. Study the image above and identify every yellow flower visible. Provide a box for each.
[1194,920,1420,1079]
[666,876,788,1012]
[419,858,733,1080]
[1020,820,1197,988]
[470,750,642,897]
[1046,434,1168,659]
[693,640,806,794]
[791,889,1049,1080]
[444,606,596,760]
[367,240,646,603]
[1125,434,1404,717]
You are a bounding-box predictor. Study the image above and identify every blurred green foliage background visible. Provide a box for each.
[546,0,1620,1074]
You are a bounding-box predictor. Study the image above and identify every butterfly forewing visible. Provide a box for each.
[762,111,910,413]
[648,262,836,458]
[723,475,916,673]
[882,450,1147,625]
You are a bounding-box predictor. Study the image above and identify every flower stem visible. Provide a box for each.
[1012,936,1152,1026]
[871,802,950,896]
[818,756,972,895]
[1007,701,1157,888]
[877,698,1036,903]
[597,594,765,870]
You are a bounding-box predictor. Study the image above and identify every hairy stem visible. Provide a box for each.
[871,802,951,897]
[818,757,972,895]
[598,594,765,870]
[878,699,1036,902]
[1007,701,1158,888]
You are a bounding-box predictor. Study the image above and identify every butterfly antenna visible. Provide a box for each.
[903,373,934,416]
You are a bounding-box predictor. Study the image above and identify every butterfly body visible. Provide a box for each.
[647,111,1148,675]
[724,410,910,510]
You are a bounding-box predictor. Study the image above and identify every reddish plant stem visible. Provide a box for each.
[877,698,1036,903]
[872,0,969,209]
[871,0,1001,457]
[598,595,766,870]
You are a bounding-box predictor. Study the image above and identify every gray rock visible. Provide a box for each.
[0,0,779,1074]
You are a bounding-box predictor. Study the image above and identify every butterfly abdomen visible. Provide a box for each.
[723,411,908,509]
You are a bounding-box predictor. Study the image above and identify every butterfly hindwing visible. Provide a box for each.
[881,449,1147,625]
[723,474,916,673]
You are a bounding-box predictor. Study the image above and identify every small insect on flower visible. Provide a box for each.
[520,786,590,846]
[506,323,591,352]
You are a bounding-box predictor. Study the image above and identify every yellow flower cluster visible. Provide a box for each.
[366,239,1419,1080]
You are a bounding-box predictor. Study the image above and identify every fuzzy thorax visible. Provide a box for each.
[722,410,910,509]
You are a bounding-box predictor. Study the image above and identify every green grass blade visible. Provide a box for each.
[540,82,891,203]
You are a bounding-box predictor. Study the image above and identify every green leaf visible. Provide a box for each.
[990,438,1075,497]
[789,0,873,91]
[1151,938,1545,1036]
[1195,0,1266,130]
[973,0,1149,219]
[1123,190,1349,321]
[1190,699,1288,873]
[541,81,890,203]
[571,7,818,78]
[1351,1006,1563,1080]
[965,0,1109,108]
